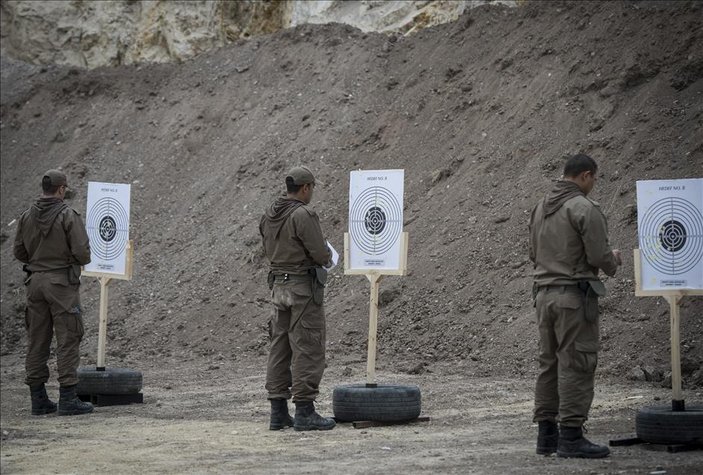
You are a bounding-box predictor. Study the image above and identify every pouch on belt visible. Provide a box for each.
[267,271,275,290]
[310,267,327,305]
[22,264,32,286]
[578,280,606,322]
[68,264,81,285]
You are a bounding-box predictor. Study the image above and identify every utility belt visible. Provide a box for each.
[538,284,582,294]
[535,280,606,297]
[23,264,81,285]
[270,272,313,284]
[27,268,65,274]
[533,280,606,322]
[267,268,328,305]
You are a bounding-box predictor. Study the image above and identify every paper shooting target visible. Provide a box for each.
[636,179,703,291]
[348,170,404,272]
[350,186,403,255]
[84,182,131,276]
[87,197,129,260]
[639,197,703,275]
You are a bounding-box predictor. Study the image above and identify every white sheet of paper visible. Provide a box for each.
[325,241,339,270]
[348,169,404,271]
[84,181,131,276]
[637,178,703,290]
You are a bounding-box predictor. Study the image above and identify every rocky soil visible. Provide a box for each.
[1,1,702,473]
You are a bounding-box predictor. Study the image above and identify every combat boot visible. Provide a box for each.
[58,385,94,416]
[536,420,558,455]
[557,425,610,458]
[29,383,57,415]
[269,398,294,430]
[293,401,336,431]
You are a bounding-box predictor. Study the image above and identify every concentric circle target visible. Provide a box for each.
[99,216,117,242]
[349,186,403,255]
[365,206,387,235]
[659,219,687,253]
[86,197,129,261]
[639,197,703,275]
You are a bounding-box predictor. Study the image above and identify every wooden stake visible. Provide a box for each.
[82,240,134,370]
[97,276,112,369]
[344,232,408,386]
[366,272,383,386]
[668,295,683,403]
[633,249,701,411]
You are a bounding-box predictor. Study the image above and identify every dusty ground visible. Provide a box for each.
[2,353,703,474]
[1,1,702,473]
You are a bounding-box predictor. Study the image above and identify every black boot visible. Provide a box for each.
[557,425,610,458]
[29,383,57,416]
[58,385,94,416]
[269,398,294,430]
[293,401,336,431]
[536,420,558,455]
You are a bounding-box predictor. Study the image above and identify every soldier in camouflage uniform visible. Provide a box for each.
[14,170,94,416]
[529,154,621,458]
[259,166,335,431]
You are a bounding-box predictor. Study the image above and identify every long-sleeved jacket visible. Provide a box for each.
[529,182,618,287]
[260,198,330,274]
[14,197,91,272]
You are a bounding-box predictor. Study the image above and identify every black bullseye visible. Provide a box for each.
[99,216,117,242]
[659,219,686,253]
[349,185,403,255]
[365,206,386,235]
[87,196,129,261]
[639,196,703,275]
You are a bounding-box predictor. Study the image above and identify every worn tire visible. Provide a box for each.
[77,367,142,395]
[635,405,703,445]
[333,384,421,422]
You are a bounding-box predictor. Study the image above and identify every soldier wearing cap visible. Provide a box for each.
[259,166,336,431]
[13,169,94,416]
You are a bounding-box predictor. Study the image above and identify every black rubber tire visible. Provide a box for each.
[77,367,143,395]
[333,384,421,422]
[635,405,703,445]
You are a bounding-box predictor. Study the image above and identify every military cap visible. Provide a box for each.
[286,166,317,186]
[43,169,68,187]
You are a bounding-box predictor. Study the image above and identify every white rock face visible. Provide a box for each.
[289,0,515,34]
[0,0,515,68]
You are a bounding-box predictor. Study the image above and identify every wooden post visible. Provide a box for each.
[366,272,383,386]
[668,295,684,408]
[345,232,408,387]
[96,276,112,370]
[633,249,701,412]
[82,240,134,371]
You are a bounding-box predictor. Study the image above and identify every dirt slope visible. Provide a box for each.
[1,0,702,390]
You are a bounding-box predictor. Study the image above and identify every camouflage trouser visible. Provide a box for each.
[265,278,326,402]
[533,285,599,427]
[25,271,85,387]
